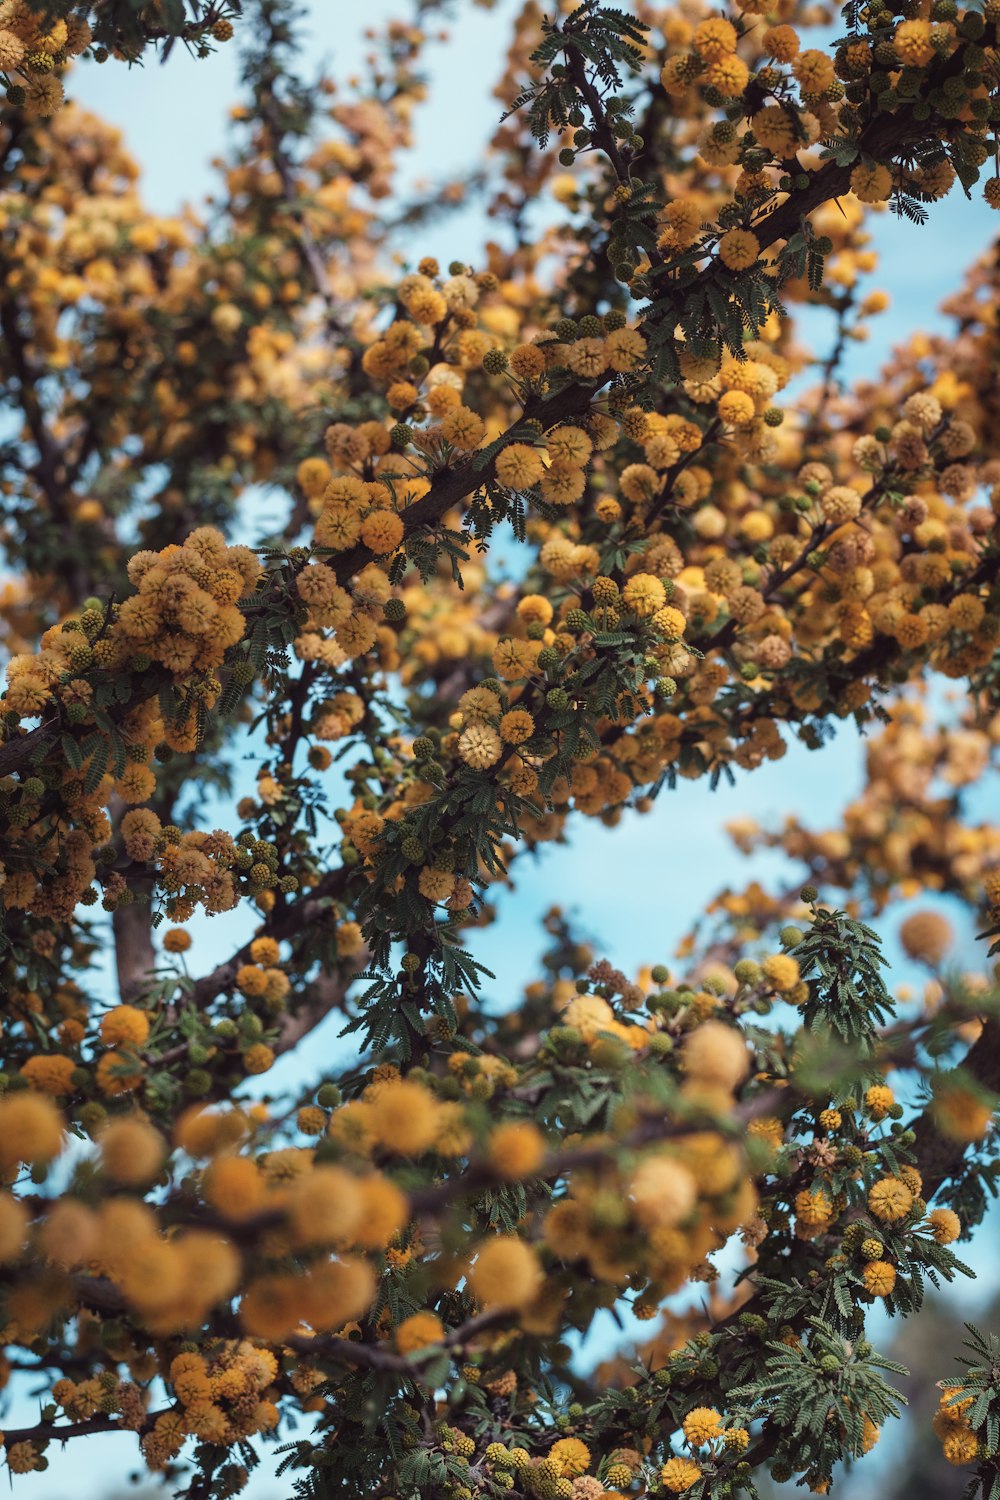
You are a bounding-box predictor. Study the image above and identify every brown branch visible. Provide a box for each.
[273,955,369,1056]
[188,864,352,1007]
[287,1308,513,1376]
[0,1410,164,1448]
[111,899,158,1004]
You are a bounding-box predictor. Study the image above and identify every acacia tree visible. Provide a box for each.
[0,0,998,1496]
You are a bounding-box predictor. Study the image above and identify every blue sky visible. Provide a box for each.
[9,3,1000,1495]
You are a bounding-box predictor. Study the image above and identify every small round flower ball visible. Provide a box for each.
[163,928,192,954]
[21,1054,76,1097]
[682,1020,750,1091]
[0,1093,65,1168]
[899,910,952,965]
[360,510,404,554]
[865,1083,895,1120]
[368,1078,440,1155]
[289,1165,364,1246]
[243,1043,275,1075]
[99,1116,166,1185]
[418,866,455,902]
[237,966,272,1005]
[795,1188,832,1226]
[928,1208,961,1244]
[820,485,863,523]
[468,1235,542,1310]
[793,47,834,90]
[549,1438,591,1477]
[652,605,686,639]
[517,593,554,627]
[629,1155,698,1228]
[396,1310,445,1354]
[204,1155,266,1219]
[718,228,759,271]
[100,1004,151,1049]
[500,709,535,745]
[931,1078,993,1142]
[693,16,737,56]
[622,572,666,618]
[96,1050,144,1096]
[487,1121,546,1179]
[705,52,749,95]
[662,1457,702,1492]
[941,1427,979,1466]
[868,1176,913,1223]
[459,723,503,769]
[250,936,281,966]
[297,1105,327,1136]
[862,1259,897,1297]
[850,162,892,203]
[496,443,545,488]
[761,953,800,992]
[718,390,755,426]
[764,23,799,59]
[174,1103,248,1158]
[683,1407,723,1445]
[351,1173,409,1250]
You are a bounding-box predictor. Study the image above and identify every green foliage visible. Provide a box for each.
[792,903,895,1049]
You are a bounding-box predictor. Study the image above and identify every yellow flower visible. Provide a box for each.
[203,1158,263,1218]
[693,17,737,57]
[931,1078,993,1142]
[243,1043,275,1075]
[718,229,759,271]
[705,53,749,95]
[360,510,405,554]
[718,390,755,426]
[367,1079,440,1155]
[761,953,800,992]
[928,1208,961,1244]
[468,1236,542,1310]
[396,1310,445,1354]
[418,866,456,903]
[100,1004,151,1048]
[899,910,952,965]
[862,1259,896,1297]
[496,443,545,489]
[893,18,935,64]
[459,723,503,769]
[793,48,835,91]
[549,1438,591,1476]
[865,1083,894,1120]
[99,1117,166,1186]
[500,709,535,744]
[683,1407,723,1445]
[288,1165,364,1246]
[682,1020,749,1090]
[795,1188,833,1226]
[21,1054,76,1097]
[622,573,666,618]
[487,1122,547,1179]
[662,1456,702,1492]
[850,163,893,203]
[630,1155,698,1228]
[867,1177,913,1223]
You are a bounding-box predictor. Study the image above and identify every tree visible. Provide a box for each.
[0,0,998,1495]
